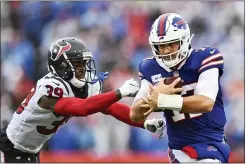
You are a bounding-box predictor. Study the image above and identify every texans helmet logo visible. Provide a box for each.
[172,16,187,30]
[50,42,71,61]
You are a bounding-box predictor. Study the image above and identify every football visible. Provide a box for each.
[164,76,183,88]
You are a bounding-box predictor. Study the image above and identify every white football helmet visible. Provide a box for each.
[149,13,194,68]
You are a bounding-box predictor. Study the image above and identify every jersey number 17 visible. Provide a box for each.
[172,83,202,122]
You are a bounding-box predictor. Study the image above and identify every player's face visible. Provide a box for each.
[72,60,86,79]
[157,41,180,60]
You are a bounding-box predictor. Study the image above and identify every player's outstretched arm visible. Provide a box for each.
[102,102,145,127]
[37,79,139,116]
[102,102,165,137]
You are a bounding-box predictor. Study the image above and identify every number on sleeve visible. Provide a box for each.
[16,88,36,114]
[45,85,63,97]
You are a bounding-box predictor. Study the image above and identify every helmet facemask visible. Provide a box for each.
[48,37,97,88]
[150,34,193,68]
[54,51,96,88]
[151,39,181,68]
[67,56,97,88]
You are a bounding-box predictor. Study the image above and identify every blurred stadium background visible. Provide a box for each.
[1,1,244,163]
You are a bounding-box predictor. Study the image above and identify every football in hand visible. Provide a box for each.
[164,76,183,88]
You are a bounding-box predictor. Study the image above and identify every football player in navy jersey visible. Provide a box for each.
[130,13,230,163]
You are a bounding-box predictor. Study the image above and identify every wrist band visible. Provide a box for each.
[158,93,183,112]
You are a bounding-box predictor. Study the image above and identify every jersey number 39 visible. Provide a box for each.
[16,85,69,135]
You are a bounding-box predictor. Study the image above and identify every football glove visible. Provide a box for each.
[119,78,139,97]
[144,118,166,139]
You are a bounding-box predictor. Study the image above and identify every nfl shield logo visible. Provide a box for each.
[173,71,179,77]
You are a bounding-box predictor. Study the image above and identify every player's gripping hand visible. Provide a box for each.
[119,78,140,97]
[144,118,166,139]
[140,77,184,116]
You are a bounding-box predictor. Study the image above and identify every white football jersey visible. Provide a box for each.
[6,73,101,154]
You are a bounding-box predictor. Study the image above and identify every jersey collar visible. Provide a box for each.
[177,48,193,70]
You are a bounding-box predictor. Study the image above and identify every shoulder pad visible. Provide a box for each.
[138,56,155,80]
[194,46,220,56]
[88,76,102,96]
[194,46,223,74]
[36,75,72,98]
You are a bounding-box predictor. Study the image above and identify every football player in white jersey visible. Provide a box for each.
[0,37,165,163]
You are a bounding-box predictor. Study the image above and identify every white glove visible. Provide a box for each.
[119,78,140,97]
[144,118,166,139]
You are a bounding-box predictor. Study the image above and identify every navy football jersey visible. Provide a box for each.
[138,47,226,149]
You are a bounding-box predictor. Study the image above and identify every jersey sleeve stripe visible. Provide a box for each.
[53,77,70,94]
[199,60,224,72]
[201,53,222,65]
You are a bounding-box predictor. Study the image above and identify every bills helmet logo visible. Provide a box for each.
[172,16,187,30]
[207,146,217,151]
[50,42,71,61]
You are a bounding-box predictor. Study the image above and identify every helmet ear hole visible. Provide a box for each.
[63,71,73,80]
[61,62,69,69]
[56,61,73,80]
[153,45,160,54]
[57,70,73,81]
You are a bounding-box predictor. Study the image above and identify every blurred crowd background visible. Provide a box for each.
[1,1,244,162]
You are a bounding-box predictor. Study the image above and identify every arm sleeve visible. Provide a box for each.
[53,90,122,116]
[132,79,150,104]
[102,102,144,128]
[194,68,219,101]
